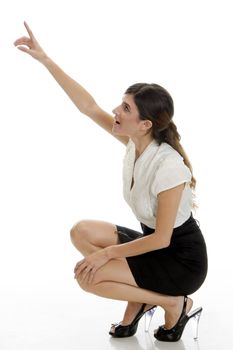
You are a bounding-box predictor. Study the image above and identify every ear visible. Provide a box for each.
[142,119,153,131]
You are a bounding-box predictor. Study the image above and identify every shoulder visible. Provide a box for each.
[126,138,134,149]
[153,143,186,169]
[146,142,183,169]
[151,142,192,180]
[123,139,135,169]
[150,143,192,196]
[124,138,135,156]
[159,142,183,160]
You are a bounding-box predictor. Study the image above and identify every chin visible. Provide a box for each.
[112,126,129,137]
[112,128,122,136]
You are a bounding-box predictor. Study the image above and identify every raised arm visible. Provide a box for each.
[14,22,129,145]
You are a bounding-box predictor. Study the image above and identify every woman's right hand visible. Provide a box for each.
[14,21,48,63]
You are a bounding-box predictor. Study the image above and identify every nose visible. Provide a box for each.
[112,106,120,115]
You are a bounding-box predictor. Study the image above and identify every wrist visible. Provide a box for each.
[40,55,52,67]
[105,246,118,260]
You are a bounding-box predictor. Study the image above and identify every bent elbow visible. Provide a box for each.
[151,233,171,250]
[162,239,171,248]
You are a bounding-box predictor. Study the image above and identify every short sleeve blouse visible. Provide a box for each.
[122,139,193,229]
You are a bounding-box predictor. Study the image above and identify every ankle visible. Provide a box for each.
[121,302,143,325]
[163,296,193,330]
[162,296,180,312]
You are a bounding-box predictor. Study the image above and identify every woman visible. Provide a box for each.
[14,22,208,342]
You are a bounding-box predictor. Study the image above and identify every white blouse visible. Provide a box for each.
[123,139,193,229]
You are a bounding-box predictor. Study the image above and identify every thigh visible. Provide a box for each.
[72,219,119,247]
[93,258,138,287]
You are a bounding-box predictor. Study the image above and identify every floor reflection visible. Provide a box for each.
[109,332,202,350]
[155,339,201,350]
[109,335,145,350]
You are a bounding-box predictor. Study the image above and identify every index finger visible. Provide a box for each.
[24,21,35,39]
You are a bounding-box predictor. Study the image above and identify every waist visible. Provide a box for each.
[141,214,200,238]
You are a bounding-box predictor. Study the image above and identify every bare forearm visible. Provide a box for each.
[41,56,96,115]
[106,232,170,260]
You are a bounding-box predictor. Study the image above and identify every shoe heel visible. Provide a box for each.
[144,308,156,332]
[190,307,202,340]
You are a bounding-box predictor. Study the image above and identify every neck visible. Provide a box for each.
[131,134,154,160]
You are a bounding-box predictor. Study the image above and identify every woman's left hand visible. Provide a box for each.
[74,249,110,284]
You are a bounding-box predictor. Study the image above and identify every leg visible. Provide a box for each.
[71,221,193,332]
[78,258,174,305]
[76,258,193,329]
[70,220,139,326]
[70,220,118,256]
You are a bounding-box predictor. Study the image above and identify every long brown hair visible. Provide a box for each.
[125,83,196,189]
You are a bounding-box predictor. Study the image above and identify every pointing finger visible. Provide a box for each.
[24,21,35,40]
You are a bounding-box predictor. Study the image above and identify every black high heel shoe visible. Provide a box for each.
[154,296,202,342]
[109,304,156,338]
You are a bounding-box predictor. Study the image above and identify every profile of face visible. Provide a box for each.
[112,94,152,138]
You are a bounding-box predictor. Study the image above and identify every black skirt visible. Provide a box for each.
[116,215,208,296]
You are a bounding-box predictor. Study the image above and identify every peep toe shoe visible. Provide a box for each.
[154,296,202,342]
[109,304,156,338]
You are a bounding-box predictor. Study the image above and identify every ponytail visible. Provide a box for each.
[161,121,196,189]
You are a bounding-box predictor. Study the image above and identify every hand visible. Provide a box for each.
[14,21,48,62]
[74,249,110,284]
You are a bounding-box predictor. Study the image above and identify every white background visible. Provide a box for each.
[0,0,232,349]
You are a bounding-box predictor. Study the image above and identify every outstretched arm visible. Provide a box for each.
[14,22,129,145]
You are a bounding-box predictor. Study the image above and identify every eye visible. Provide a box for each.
[122,103,130,112]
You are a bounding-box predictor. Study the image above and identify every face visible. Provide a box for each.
[112,94,152,137]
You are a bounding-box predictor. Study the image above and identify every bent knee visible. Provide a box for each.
[75,275,95,293]
[70,220,90,243]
